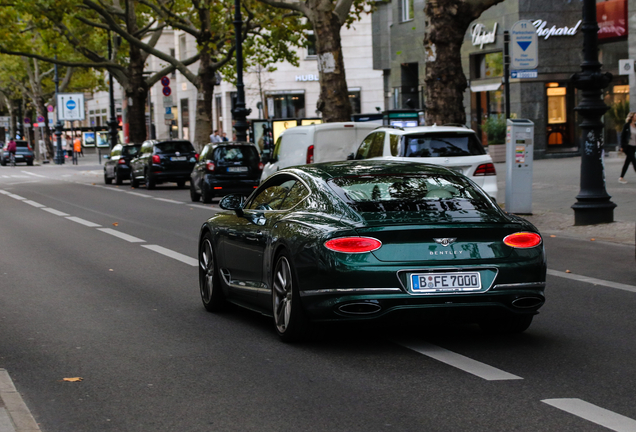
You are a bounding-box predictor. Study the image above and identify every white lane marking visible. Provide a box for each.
[65,216,102,228]
[41,208,70,216]
[61,175,71,177]
[141,245,197,267]
[153,198,183,204]
[127,192,152,198]
[97,228,145,243]
[396,340,523,381]
[1,175,8,178]
[0,190,10,194]
[7,194,25,200]
[189,204,219,211]
[24,200,45,208]
[542,398,636,431]
[21,171,46,178]
[547,269,636,294]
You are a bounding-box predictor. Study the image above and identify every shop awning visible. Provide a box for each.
[470,83,502,93]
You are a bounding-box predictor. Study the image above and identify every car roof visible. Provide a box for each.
[288,159,458,180]
[374,125,476,135]
[207,141,256,148]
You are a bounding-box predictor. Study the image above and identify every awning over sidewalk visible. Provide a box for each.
[470,83,502,93]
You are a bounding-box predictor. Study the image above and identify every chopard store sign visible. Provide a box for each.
[533,19,582,39]
[471,23,498,49]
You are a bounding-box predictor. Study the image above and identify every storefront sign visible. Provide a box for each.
[597,0,627,41]
[295,74,319,82]
[471,23,498,49]
[511,70,538,79]
[533,20,581,39]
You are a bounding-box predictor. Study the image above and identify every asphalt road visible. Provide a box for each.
[1,161,635,431]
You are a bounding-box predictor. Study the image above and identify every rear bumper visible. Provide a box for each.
[150,170,192,182]
[203,176,260,195]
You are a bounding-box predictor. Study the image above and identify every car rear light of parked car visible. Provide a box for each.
[473,163,496,176]
[307,145,314,164]
[324,237,382,253]
[206,162,215,172]
[258,162,264,170]
[194,153,199,161]
[152,154,161,164]
[503,232,542,248]
[118,158,125,165]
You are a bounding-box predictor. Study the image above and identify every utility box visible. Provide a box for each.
[505,119,534,214]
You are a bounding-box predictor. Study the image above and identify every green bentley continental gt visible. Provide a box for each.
[198,160,546,342]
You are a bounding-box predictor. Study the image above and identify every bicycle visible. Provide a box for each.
[9,152,15,167]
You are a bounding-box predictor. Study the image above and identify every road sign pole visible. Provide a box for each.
[504,31,511,120]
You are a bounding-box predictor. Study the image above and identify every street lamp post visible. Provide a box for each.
[570,0,616,225]
[54,53,64,165]
[231,0,252,142]
[107,33,118,150]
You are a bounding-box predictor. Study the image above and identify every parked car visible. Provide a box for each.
[350,125,498,199]
[198,160,546,342]
[129,139,197,189]
[190,142,263,203]
[1,140,34,166]
[103,143,141,185]
[261,122,378,181]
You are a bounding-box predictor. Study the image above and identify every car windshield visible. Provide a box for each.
[402,132,485,157]
[328,174,494,214]
[15,141,29,148]
[122,146,140,156]
[212,146,259,164]
[155,141,194,154]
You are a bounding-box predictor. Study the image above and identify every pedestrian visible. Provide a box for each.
[222,132,228,142]
[6,137,17,167]
[209,130,220,143]
[619,112,636,184]
[64,135,72,159]
[72,135,81,165]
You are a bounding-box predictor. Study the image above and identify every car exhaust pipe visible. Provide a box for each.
[511,297,544,309]
[338,302,382,315]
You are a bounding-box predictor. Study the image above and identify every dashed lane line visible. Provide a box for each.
[65,216,102,228]
[141,245,198,267]
[97,228,145,243]
[396,340,523,381]
[543,399,636,432]
[20,171,46,178]
[127,191,152,198]
[153,197,184,204]
[547,269,636,294]
[23,200,45,208]
[7,194,25,200]
[41,208,70,217]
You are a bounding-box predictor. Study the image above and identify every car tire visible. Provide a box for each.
[479,314,534,334]
[201,184,213,203]
[115,170,123,185]
[145,171,156,190]
[130,171,139,188]
[190,181,201,202]
[177,180,186,189]
[27,161,33,166]
[104,171,112,184]
[1,159,5,166]
[272,251,310,343]
[199,232,226,312]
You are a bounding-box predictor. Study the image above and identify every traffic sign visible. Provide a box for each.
[47,105,54,113]
[510,20,538,70]
[165,107,172,115]
[24,117,30,124]
[511,70,538,79]
[164,114,174,120]
[57,93,85,121]
[162,86,172,97]
[161,76,170,86]
[163,96,173,106]
[37,116,45,123]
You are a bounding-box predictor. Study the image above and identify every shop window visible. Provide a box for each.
[400,0,414,22]
[349,90,361,114]
[266,92,305,118]
[472,52,503,79]
[547,87,567,124]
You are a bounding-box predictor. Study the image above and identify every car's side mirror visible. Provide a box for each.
[103,155,110,159]
[347,152,355,161]
[219,194,246,216]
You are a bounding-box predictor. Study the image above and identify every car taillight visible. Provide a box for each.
[152,154,161,164]
[27,144,32,151]
[258,162,264,170]
[118,158,125,164]
[503,232,542,248]
[306,145,314,164]
[206,162,215,172]
[194,153,199,161]
[474,163,496,176]
[324,237,382,253]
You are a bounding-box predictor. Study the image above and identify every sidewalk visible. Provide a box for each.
[0,369,39,432]
[495,151,636,247]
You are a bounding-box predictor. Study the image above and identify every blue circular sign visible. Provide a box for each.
[66,100,77,110]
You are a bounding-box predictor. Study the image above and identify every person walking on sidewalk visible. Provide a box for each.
[72,135,81,165]
[619,112,636,184]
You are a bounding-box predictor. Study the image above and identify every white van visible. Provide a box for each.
[261,122,378,181]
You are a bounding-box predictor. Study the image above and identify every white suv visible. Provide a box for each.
[351,125,498,199]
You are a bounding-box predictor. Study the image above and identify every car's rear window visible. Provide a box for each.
[403,132,485,157]
[328,174,493,213]
[122,145,140,156]
[16,141,29,148]
[212,146,259,164]
[155,141,194,154]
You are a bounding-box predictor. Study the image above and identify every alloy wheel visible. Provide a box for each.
[200,238,215,305]
[273,256,293,333]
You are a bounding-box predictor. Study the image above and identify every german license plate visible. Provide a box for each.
[16,155,23,159]
[170,156,186,161]
[410,272,481,294]
[227,166,248,172]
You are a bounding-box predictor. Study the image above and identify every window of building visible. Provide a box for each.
[266,92,305,118]
[215,94,223,132]
[306,33,317,57]
[181,98,189,140]
[472,52,503,79]
[170,49,176,78]
[547,86,567,124]
[179,35,187,60]
[400,0,414,22]
[349,89,361,114]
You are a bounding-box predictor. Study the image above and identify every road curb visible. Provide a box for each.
[0,370,40,432]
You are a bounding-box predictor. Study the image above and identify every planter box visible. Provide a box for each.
[488,144,506,163]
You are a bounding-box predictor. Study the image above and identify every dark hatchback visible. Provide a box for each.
[103,143,141,185]
[130,139,197,189]
[190,142,263,203]
[1,141,34,166]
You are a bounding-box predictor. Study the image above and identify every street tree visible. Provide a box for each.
[423,0,505,125]
[253,0,371,122]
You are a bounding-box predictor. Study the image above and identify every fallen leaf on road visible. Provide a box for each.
[112,222,119,227]
[565,270,571,273]
[109,269,114,272]
[63,377,83,382]
[91,183,95,185]
[590,238,595,241]
[550,235,556,238]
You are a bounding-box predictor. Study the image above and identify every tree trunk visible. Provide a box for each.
[312,10,352,122]
[424,0,504,125]
[126,50,148,143]
[34,100,54,159]
[193,58,214,151]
